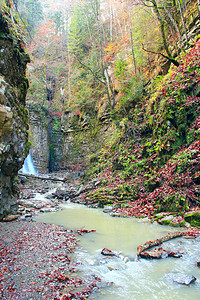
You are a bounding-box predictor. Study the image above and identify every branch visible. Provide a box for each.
[142,46,179,67]
[137,231,185,258]
[71,52,106,85]
[18,173,68,182]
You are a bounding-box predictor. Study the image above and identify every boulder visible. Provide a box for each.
[173,274,196,285]
[158,215,174,225]
[184,211,200,227]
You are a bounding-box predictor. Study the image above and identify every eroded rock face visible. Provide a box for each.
[0,10,30,219]
[27,106,49,174]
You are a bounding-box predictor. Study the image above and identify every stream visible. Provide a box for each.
[36,202,200,300]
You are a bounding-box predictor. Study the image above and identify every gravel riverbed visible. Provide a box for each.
[0,221,99,299]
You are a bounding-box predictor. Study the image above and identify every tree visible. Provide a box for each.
[17,0,43,35]
[140,0,180,66]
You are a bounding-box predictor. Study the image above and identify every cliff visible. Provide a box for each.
[0,4,30,219]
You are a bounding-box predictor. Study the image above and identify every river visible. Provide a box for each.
[36,202,200,300]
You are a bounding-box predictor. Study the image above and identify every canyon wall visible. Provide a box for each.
[0,8,30,219]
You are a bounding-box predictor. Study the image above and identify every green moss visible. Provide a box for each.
[184,212,200,228]
[25,140,32,152]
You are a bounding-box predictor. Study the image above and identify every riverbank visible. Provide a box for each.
[0,220,100,299]
[0,174,102,299]
[1,173,200,299]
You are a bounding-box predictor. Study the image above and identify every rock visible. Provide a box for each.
[173,274,196,285]
[184,211,200,227]
[96,279,113,288]
[101,248,116,257]
[3,215,19,222]
[40,207,58,213]
[138,217,151,223]
[0,12,30,219]
[154,212,169,217]
[24,213,32,217]
[140,247,183,259]
[197,261,200,267]
[107,265,119,271]
[20,213,33,220]
[110,212,122,217]
[158,215,174,225]
[17,206,25,213]
[52,187,76,200]
[118,254,130,263]
[184,222,191,228]
[123,257,130,263]
[103,206,113,213]
[76,229,96,235]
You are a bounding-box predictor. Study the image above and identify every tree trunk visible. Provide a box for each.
[128,10,138,78]
[137,231,185,257]
[152,0,172,58]
[158,0,184,49]
[177,0,188,43]
[95,0,112,106]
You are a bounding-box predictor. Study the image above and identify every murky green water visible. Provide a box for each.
[36,202,200,300]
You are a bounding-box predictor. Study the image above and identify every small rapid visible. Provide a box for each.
[36,202,200,300]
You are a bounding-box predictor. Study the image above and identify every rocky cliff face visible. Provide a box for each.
[27,104,49,174]
[0,9,30,219]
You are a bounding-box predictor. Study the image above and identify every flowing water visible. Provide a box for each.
[36,202,200,300]
[21,153,37,175]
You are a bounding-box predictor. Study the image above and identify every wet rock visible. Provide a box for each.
[17,207,26,214]
[22,201,44,209]
[20,213,33,220]
[118,254,130,263]
[52,187,76,200]
[75,183,94,196]
[107,265,119,271]
[140,247,183,259]
[3,215,19,222]
[110,212,122,217]
[138,217,151,223]
[96,279,113,288]
[197,261,200,267]
[173,274,196,285]
[101,248,116,256]
[184,222,191,228]
[103,206,113,213]
[123,257,129,263]
[40,207,58,213]
[76,229,96,235]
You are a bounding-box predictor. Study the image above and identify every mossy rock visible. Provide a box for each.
[158,215,174,225]
[98,199,113,208]
[184,212,200,228]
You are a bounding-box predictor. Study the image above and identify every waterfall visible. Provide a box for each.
[21,153,37,175]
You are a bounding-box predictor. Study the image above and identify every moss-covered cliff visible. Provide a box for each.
[0,2,30,219]
[81,39,200,220]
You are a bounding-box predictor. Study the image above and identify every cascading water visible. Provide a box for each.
[21,153,37,175]
[37,203,200,300]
